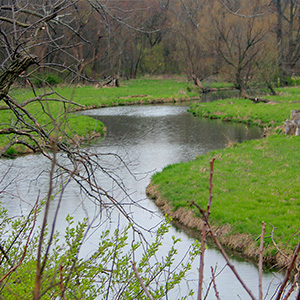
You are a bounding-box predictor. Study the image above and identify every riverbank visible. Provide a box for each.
[147,87,300,269]
[189,86,300,130]
[1,78,199,156]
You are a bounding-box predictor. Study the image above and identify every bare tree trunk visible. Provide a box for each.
[236,70,247,98]
[274,0,284,83]
[0,55,37,101]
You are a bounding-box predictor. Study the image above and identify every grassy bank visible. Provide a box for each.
[69,77,199,107]
[147,86,300,265]
[11,77,200,108]
[189,87,300,129]
[1,77,198,155]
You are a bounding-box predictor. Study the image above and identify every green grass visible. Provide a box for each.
[189,89,300,129]
[150,86,300,255]
[151,134,300,250]
[203,82,235,89]
[11,77,199,108]
[68,78,198,106]
[0,97,104,155]
[1,77,199,154]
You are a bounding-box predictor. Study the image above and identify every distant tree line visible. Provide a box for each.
[2,0,300,92]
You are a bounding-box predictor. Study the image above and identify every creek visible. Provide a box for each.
[0,104,286,299]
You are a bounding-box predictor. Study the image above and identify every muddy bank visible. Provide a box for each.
[146,183,293,271]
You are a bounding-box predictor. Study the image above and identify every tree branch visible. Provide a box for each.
[131,261,154,300]
[258,221,266,300]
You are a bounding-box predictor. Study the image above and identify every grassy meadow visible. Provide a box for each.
[148,85,300,258]
[1,77,199,154]
[189,87,300,129]
[11,77,199,108]
[150,135,300,251]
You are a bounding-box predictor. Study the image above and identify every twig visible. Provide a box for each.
[198,222,207,300]
[59,265,66,300]
[259,221,266,300]
[34,149,57,300]
[270,224,288,262]
[197,158,215,300]
[131,261,154,300]
[282,268,300,300]
[211,266,221,300]
[0,95,84,110]
[194,158,257,300]
[275,240,300,300]
[296,286,300,300]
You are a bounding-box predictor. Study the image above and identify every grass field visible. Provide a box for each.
[150,135,300,251]
[1,77,199,154]
[189,88,300,129]
[148,86,300,257]
[11,77,200,107]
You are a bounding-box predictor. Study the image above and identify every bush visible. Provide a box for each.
[32,72,63,87]
[286,76,300,86]
[4,147,18,157]
[0,205,199,299]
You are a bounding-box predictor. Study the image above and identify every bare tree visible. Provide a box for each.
[0,0,95,155]
[220,0,300,85]
[211,0,272,96]
[271,0,300,84]
[172,0,220,85]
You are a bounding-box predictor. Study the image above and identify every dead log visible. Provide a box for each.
[244,95,272,103]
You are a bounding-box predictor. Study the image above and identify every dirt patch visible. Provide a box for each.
[146,183,294,270]
[213,111,224,115]
[118,95,148,99]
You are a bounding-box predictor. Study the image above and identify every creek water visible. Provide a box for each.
[0,104,287,299]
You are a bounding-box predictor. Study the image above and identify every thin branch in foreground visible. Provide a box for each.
[193,158,257,300]
[59,265,66,300]
[282,268,300,300]
[211,266,221,300]
[259,221,266,300]
[275,240,300,300]
[131,261,154,300]
[197,158,216,300]
[198,222,207,300]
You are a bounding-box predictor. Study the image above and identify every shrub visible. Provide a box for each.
[32,72,63,87]
[4,147,18,157]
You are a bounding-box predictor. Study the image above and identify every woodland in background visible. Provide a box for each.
[2,0,299,94]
